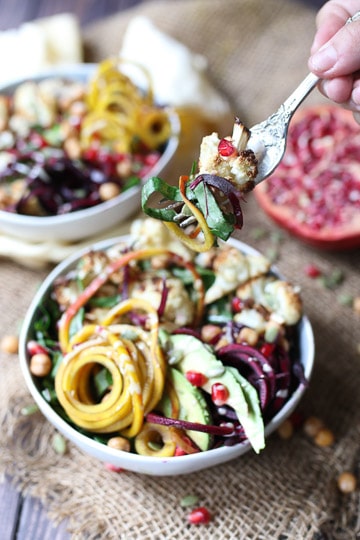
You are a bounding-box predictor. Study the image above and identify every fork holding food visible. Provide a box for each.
[142,4,360,253]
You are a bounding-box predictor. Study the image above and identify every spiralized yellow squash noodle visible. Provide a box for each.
[55,247,204,447]
[81,57,171,153]
[55,298,166,438]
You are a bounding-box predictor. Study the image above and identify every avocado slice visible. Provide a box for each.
[226,366,264,452]
[159,367,212,451]
[163,333,265,453]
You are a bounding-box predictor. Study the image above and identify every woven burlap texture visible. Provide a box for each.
[1,0,360,538]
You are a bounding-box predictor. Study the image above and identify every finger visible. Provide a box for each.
[317,75,354,103]
[351,75,360,105]
[310,1,351,52]
[309,22,360,78]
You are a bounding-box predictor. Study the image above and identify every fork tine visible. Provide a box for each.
[179,216,197,228]
[159,199,184,211]
[173,213,188,223]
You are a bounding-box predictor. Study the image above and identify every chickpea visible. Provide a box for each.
[63,136,81,159]
[116,159,132,177]
[99,182,121,201]
[29,353,52,377]
[214,337,229,350]
[150,255,168,270]
[277,419,294,440]
[314,428,335,448]
[201,324,222,343]
[59,121,74,139]
[337,472,357,494]
[1,334,19,354]
[353,296,360,315]
[303,416,324,438]
[107,436,131,452]
[237,327,258,346]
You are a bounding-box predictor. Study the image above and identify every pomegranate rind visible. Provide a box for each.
[254,105,360,251]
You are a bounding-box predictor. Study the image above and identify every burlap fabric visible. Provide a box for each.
[1,0,360,538]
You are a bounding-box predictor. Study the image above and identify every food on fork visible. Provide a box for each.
[142,118,261,252]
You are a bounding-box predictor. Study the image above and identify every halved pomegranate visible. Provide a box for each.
[254,105,360,250]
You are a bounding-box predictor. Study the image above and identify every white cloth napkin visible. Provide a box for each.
[0,13,82,85]
[119,16,231,123]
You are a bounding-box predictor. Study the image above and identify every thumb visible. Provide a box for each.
[309,21,360,77]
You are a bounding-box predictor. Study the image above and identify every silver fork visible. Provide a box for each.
[251,10,360,185]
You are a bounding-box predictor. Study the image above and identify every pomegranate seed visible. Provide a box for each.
[231,297,244,312]
[188,506,212,525]
[185,371,208,387]
[260,343,275,357]
[104,463,124,473]
[30,132,48,149]
[144,152,160,166]
[27,340,48,356]
[218,138,236,157]
[304,264,322,278]
[211,383,229,406]
[175,447,187,456]
[97,150,115,166]
[83,147,99,162]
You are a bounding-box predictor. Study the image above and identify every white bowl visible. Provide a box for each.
[19,235,315,476]
[0,64,180,242]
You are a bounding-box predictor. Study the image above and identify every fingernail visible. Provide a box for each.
[309,44,337,73]
[352,86,360,105]
[353,112,360,125]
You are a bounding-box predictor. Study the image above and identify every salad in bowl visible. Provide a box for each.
[19,218,314,475]
[0,59,179,242]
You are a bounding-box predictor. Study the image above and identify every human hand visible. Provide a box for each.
[308,1,360,123]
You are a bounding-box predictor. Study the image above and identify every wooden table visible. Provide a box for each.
[0,0,326,538]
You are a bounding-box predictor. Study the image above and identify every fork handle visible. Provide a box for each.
[281,72,319,118]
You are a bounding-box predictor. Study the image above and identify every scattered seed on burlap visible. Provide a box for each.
[180,494,199,508]
[0,335,19,354]
[21,403,39,416]
[337,472,357,494]
[353,296,360,314]
[52,433,67,455]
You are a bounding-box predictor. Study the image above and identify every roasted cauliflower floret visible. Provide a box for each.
[38,78,85,111]
[130,218,193,260]
[77,251,110,285]
[234,308,268,333]
[198,120,258,192]
[262,280,302,325]
[236,276,302,326]
[130,276,195,327]
[52,277,83,310]
[13,81,57,127]
[204,246,271,304]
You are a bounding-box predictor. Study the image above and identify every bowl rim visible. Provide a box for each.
[0,63,180,228]
[18,235,315,475]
